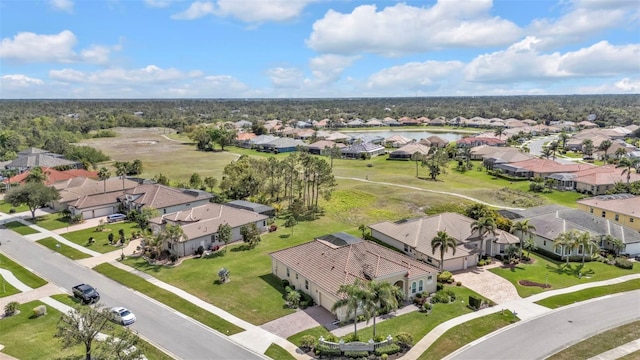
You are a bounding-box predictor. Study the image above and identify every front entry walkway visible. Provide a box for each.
[452,263,521,304]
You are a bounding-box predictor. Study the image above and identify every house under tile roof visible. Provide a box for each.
[119,184,212,210]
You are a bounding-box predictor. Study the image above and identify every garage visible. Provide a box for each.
[82,206,114,220]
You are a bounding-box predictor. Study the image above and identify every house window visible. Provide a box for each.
[211,234,219,242]
[263,221,266,227]
[404,244,410,252]
[589,208,593,214]
[554,245,562,255]
[614,214,619,221]
[543,240,547,246]
[411,282,417,294]
[601,211,606,218]
[631,218,635,223]
[577,245,584,255]
[305,280,309,290]
[564,246,571,256]
[163,209,167,214]
[286,268,290,277]
[296,273,298,280]
[418,280,423,292]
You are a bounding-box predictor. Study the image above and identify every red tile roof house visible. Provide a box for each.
[3,167,98,186]
[150,203,268,257]
[369,212,519,272]
[270,233,438,321]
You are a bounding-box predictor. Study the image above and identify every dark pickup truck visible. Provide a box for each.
[72,283,100,304]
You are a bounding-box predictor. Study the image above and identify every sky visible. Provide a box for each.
[0,0,639,99]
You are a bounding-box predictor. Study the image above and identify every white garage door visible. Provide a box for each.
[93,207,114,218]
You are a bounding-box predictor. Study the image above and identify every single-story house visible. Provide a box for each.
[425,135,449,148]
[149,203,269,257]
[5,147,82,173]
[505,205,640,257]
[118,183,213,215]
[341,142,386,159]
[53,177,140,217]
[2,167,97,186]
[270,233,439,321]
[388,143,431,160]
[369,212,519,272]
[457,137,506,147]
[493,158,594,179]
[259,137,305,153]
[384,135,414,148]
[304,140,345,155]
[235,132,257,148]
[577,194,640,232]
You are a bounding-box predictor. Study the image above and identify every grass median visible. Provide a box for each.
[93,263,244,335]
[36,237,92,260]
[264,343,296,360]
[4,221,39,235]
[547,320,640,360]
[0,253,47,289]
[535,278,640,308]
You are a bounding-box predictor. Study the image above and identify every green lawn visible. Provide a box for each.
[264,343,296,360]
[4,221,39,235]
[31,213,71,231]
[547,320,640,360]
[419,310,519,360]
[50,293,81,307]
[0,253,47,288]
[62,221,140,254]
[0,274,20,297]
[490,253,640,297]
[0,300,84,360]
[93,263,244,335]
[536,279,640,308]
[289,285,493,346]
[36,237,92,260]
[0,200,29,213]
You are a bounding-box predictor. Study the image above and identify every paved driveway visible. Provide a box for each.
[261,306,338,339]
[453,263,521,304]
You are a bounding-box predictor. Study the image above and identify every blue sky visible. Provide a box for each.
[1,0,638,99]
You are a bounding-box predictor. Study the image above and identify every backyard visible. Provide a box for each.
[490,253,640,298]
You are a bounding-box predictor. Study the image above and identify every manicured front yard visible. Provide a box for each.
[490,253,640,297]
[0,274,20,297]
[30,213,72,231]
[93,263,244,335]
[62,221,140,254]
[4,221,39,235]
[0,253,47,289]
[0,200,28,213]
[547,320,640,360]
[289,285,494,347]
[264,343,296,360]
[536,278,640,308]
[36,237,92,260]
[419,310,519,360]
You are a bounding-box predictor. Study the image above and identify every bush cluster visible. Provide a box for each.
[374,344,401,356]
[437,271,454,283]
[344,350,369,358]
[615,257,633,269]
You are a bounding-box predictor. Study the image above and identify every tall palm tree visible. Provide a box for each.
[331,279,367,338]
[576,231,597,264]
[410,152,425,177]
[559,131,569,150]
[598,139,612,164]
[494,127,505,140]
[114,161,128,190]
[470,216,497,258]
[431,230,457,271]
[364,281,402,337]
[555,230,579,264]
[358,224,367,239]
[614,147,627,161]
[97,167,110,194]
[510,220,536,259]
[616,157,639,188]
[603,235,624,257]
[158,224,187,256]
[581,139,594,158]
[548,141,559,160]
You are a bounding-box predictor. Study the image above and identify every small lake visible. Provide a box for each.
[341,130,471,142]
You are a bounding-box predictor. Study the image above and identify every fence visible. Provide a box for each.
[318,335,393,353]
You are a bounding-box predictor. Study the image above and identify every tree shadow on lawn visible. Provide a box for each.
[546,263,594,277]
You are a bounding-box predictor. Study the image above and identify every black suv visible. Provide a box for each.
[72,283,100,304]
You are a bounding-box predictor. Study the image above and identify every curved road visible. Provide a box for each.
[448,290,640,360]
[0,228,263,360]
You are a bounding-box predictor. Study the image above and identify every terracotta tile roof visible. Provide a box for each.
[507,158,595,174]
[270,238,438,298]
[236,132,257,141]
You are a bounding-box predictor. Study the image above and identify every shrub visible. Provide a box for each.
[456,281,462,286]
[381,354,388,360]
[33,305,47,317]
[300,335,316,351]
[324,334,338,342]
[345,351,369,358]
[286,290,301,308]
[169,253,178,263]
[374,344,401,356]
[281,279,290,288]
[495,254,503,261]
[195,245,204,256]
[9,208,16,214]
[431,291,451,304]
[420,303,432,313]
[4,301,19,316]
[344,333,361,342]
[395,332,413,350]
[478,259,486,266]
[315,344,341,357]
[436,283,444,291]
[437,271,454,283]
[615,258,633,269]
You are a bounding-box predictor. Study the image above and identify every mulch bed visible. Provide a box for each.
[518,279,552,289]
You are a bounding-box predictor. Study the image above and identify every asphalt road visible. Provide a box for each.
[0,228,263,360]
[449,290,640,360]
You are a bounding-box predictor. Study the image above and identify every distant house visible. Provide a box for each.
[384,135,414,148]
[149,203,269,257]
[235,132,257,148]
[425,135,449,148]
[457,137,506,147]
[341,142,386,159]
[370,212,519,271]
[506,205,640,258]
[270,233,438,320]
[304,140,345,155]
[259,137,305,153]
[493,158,594,179]
[5,147,81,173]
[226,200,276,217]
[2,167,97,186]
[577,194,640,232]
[388,143,430,160]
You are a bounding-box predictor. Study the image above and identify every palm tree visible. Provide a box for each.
[158,224,187,256]
[331,279,367,338]
[97,167,110,194]
[548,141,558,160]
[523,237,537,259]
[576,231,597,264]
[581,139,594,158]
[470,216,497,258]
[494,127,505,140]
[510,220,536,259]
[616,157,639,188]
[431,230,457,271]
[599,139,612,164]
[559,131,569,150]
[555,230,579,264]
[541,147,553,159]
[604,235,624,257]
[410,152,424,177]
[614,147,627,161]
[364,281,402,337]
[114,161,128,190]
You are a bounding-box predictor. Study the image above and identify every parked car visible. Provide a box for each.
[109,306,136,326]
[72,283,100,304]
[107,213,127,223]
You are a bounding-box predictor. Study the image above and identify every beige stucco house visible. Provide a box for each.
[270,233,438,321]
[577,194,640,232]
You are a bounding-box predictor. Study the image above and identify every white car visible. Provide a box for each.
[110,307,136,326]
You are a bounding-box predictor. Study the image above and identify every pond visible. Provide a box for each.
[341,129,472,142]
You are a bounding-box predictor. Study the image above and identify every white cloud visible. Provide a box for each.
[307,1,521,56]
[614,77,640,92]
[266,67,304,88]
[214,0,315,23]
[171,1,215,20]
[144,0,178,8]
[1,74,45,88]
[50,65,203,84]
[367,60,464,91]
[48,0,74,13]
[465,38,640,83]
[308,54,359,85]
